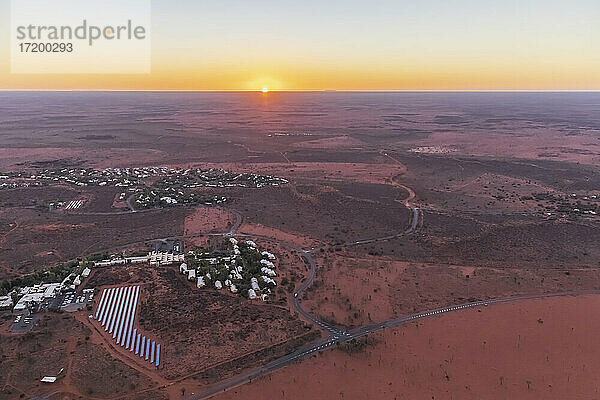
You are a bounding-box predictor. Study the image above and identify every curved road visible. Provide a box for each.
[186,185,598,399]
[39,180,593,400]
[188,287,600,400]
[292,205,421,338]
[187,202,424,399]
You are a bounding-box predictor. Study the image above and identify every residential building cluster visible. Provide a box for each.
[179,238,278,301]
[0,166,288,192]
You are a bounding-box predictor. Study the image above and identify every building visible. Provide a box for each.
[94,258,126,267]
[60,274,74,287]
[81,267,91,278]
[149,252,185,266]
[187,269,196,281]
[215,280,223,290]
[260,259,276,269]
[125,256,149,264]
[0,295,13,310]
[42,283,61,298]
[248,289,257,299]
[197,277,206,288]
[13,284,58,312]
[261,251,276,260]
[261,276,276,286]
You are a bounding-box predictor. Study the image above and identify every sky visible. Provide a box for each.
[0,0,599,91]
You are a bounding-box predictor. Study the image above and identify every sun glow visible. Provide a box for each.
[261,87,269,93]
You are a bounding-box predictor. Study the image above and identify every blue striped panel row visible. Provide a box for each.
[94,285,160,368]
[113,286,129,339]
[135,332,141,355]
[130,328,137,351]
[150,341,155,363]
[94,289,108,319]
[156,343,160,367]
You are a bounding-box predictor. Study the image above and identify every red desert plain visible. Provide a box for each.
[215,294,600,400]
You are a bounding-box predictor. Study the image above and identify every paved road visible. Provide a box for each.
[187,204,423,400]
[292,206,420,337]
[126,194,137,213]
[184,195,597,400]
[223,209,243,237]
[188,287,600,400]
[295,251,348,338]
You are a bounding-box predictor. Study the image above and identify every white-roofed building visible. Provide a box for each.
[0,295,13,310]
[149,251,185,266]
[187,269,196,281]
[248,289,257,299]
[42,283,61,298]
[261,276,276,286]
[94,258,126,267]
[261,267,276,277]
[261,251,276,260]
[126,256,149,264]
[260,259,276,268]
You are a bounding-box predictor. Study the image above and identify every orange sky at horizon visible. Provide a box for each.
[0,0,599,91]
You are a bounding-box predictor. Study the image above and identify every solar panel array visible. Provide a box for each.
[65,200,84,210]
[95,286,161,367]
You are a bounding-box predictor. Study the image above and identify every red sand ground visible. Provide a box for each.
[184,207,233,245]
[0,147,169,169]
[293,135,366,149]
[304,255,409,328]
[214,295,600,400]
[238,222,317,248]
[421,127,600,166]
[181,162,407,185]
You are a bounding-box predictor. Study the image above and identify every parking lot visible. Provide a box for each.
[49,290,94,312]
[11,311,38,333]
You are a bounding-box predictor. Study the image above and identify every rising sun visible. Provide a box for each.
[261,87,269,93]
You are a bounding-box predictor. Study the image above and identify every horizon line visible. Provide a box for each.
[1,89,600,93]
